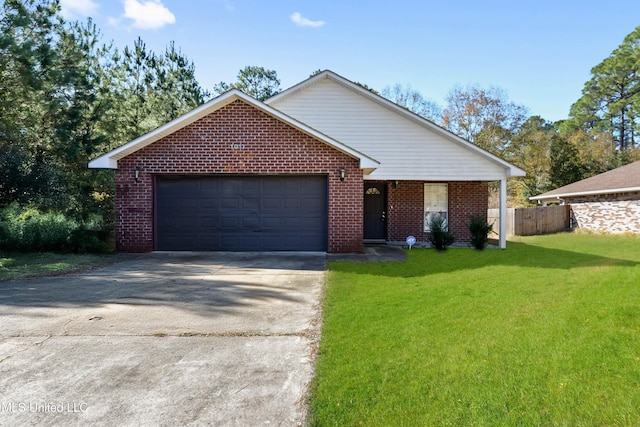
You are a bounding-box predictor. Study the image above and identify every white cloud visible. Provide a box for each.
[290,12,325,28]
[107,16,121,28]
[123,0,176,30]
[60,0,99,19]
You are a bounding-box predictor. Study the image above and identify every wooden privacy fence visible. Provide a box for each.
[488,205,571,237]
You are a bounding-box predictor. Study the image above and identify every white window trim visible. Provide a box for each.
[424,183,448,232]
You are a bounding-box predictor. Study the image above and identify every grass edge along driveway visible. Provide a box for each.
[310,233,640,426]
[0,252,127,282]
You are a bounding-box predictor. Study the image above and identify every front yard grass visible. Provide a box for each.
[0,252,125,281]
[311,233,640,426]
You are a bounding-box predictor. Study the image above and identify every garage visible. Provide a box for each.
[89,91,371,253]
[155,175,328,251]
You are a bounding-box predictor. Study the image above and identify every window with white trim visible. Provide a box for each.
[424,183,448,232]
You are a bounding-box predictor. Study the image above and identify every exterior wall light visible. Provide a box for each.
[135,166,140,183]
[339,167,346,182]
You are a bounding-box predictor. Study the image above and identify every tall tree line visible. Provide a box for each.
[0,0,208,222]
[2,0,639,218]
[566,26,640,152]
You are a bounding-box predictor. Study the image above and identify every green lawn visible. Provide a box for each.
[0,252,125,281]
[311,233,640,426]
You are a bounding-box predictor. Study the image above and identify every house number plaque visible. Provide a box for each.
[231,143,246,150]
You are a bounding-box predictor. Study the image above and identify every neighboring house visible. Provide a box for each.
[89,70,525,253]
[531,160,640,234]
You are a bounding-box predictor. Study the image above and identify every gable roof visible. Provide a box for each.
[531,160,640,202]
[88,89,379,172]
[266,70,525,179]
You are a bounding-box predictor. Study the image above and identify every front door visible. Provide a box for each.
[363,182,387,240]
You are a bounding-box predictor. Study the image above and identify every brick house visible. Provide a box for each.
[89,71,524,253]
[531,160,640,234]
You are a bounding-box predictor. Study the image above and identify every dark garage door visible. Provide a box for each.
[155,175,328,251]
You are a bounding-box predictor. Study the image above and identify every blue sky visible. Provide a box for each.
[61,0,640,122]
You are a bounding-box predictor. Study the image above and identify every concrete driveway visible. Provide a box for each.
[0,252,325,426]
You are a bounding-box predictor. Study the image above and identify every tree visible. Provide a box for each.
[102,37,209,145]
[549,135,582,189]
[213,66,280,101]
[48,18,118,216]
[567,130,617,178]
[0,0,68,207]
[0,0,212,250]
[508,116,555,203]
[0,0,209,217]
[154,41,209,122]
[381,84,442,122]
[441,84,528,155]
[568,25,640,151]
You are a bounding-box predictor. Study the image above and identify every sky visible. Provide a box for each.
[60,0,640,122]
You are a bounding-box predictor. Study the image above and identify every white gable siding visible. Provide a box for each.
[268,78,508,181]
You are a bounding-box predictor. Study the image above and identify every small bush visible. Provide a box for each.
[427,214,455,251]
[468,214,493,250]
[0,203,111,253]
[70,214,111,253]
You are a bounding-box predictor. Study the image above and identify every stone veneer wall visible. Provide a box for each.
[569,192,640,233]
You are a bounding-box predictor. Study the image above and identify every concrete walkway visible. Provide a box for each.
[0,252,325,426]
[327,244,408,262]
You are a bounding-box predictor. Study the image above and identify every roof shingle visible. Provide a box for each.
[531,160,640,201]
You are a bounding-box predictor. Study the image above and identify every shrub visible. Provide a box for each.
[468,214,493,250]
[427,214,455,251]
[0,203,112,253]
[70,214,111,253]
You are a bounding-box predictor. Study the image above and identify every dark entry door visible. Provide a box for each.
[363,182,387,240]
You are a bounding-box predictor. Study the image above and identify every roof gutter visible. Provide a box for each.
[530,186,640,202]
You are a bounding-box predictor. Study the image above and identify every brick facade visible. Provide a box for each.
[386,180,489,244]
[114,99,492,253]
[115,99,363,253]
[568,192,640,234]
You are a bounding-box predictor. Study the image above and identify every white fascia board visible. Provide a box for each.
[530,186,640,202]
[268,70,526,178]
[88,88,379,172]
[363,173,515,181]
[88,155,118,169]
